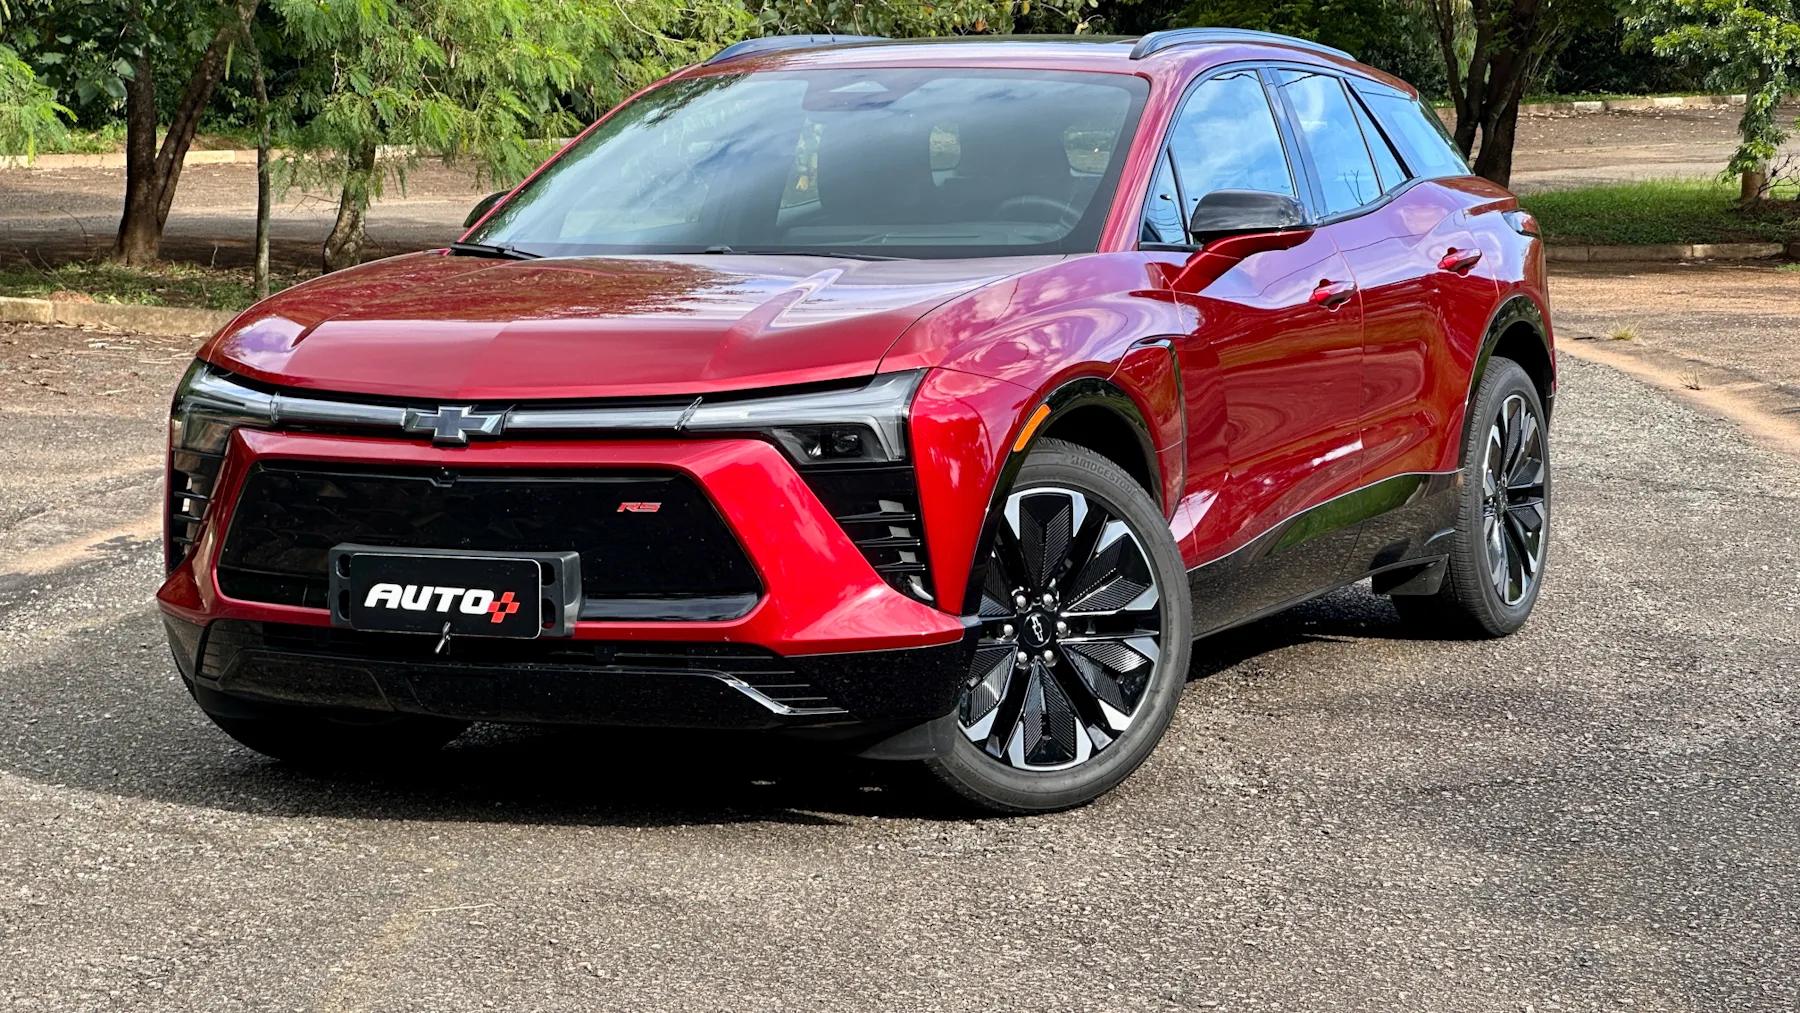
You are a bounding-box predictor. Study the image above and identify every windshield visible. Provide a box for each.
[468,68,1149,260]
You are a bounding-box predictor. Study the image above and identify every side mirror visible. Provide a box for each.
[463,191,509,229]
[1187,189,1308,242]
[1167,191,1315,294]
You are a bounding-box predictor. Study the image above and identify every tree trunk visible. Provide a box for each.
[1741,165,1769,203]
[112,1,261,266]
[252,44,271,301]
[114,52,161,266]
[322,143,378,273]
[1472,97,1522,188]
[1426,0,1562,188]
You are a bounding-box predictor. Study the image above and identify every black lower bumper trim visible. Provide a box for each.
[170,618,975,731]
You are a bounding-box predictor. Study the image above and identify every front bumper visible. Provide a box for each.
[158,429,976,730]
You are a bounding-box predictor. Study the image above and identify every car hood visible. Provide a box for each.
[203,252,1052,400]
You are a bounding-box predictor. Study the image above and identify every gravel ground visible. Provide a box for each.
[1,317,1798,1008]
[1506,101,1800,193]
[1552,262,1800,392]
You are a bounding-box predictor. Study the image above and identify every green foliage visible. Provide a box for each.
[1625,0,1800,176]
[1520,179,1800,245]
[1096,0,1445,95]
[12,0,250,122]
[271,0,754,202]
[749,0,1050,36]
[0,42,71,157]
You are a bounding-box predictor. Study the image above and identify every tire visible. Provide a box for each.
[197,692,468,769]
[925,438,1192,813]
[1392,356,1550,638]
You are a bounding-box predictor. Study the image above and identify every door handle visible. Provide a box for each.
[1310,279,1356,309]
[1438,247,1483,274]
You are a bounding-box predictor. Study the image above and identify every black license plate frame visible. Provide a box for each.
[327,545,582,639]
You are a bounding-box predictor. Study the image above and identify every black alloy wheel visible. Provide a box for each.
[1481,387,1548,607]
[1393,357,1550,637]
[928,439,1191,812]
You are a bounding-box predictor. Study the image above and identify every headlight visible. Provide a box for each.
[679,369,922,465]
[170,359,276,455]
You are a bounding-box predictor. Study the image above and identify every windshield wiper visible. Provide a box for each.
[448,241,540,260]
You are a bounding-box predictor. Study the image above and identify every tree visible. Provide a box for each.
[271,0,753,272]
[1419,0,1615,186]
[1625,0,1800,199]
[1099,0,1445,96]
[19,0,262,264]
[0,42,70,159]
[749,0,1054,35]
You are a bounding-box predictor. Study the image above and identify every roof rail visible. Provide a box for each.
[705,34,888,66]
[1129,28,1353,62]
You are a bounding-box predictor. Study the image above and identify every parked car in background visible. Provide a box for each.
[160,29,1553,812]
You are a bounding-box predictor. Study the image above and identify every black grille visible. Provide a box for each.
[217,464,761,620]
[199,620,846,715]
[801,465,935,603]
[167,448,223,572]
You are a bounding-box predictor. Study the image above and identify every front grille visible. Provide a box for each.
[199,620,847,715]
[216,464,761,620]
[801,465,935,603]
[166,447,223,571]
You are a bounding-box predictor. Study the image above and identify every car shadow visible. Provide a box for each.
[2,584,1448,827]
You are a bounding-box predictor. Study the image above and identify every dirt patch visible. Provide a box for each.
[1551,260,1800,460]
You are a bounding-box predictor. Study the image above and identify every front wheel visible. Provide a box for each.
[926,439,1192,813]
[1392,356,1550,637]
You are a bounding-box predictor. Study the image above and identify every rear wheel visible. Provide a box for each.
[1392,356,1549,637]
[926,439,1191,813]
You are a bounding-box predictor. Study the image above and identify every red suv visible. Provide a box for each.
[160,29,1553,811]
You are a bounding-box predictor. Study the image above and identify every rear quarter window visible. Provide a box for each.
[1357,87,1470,180]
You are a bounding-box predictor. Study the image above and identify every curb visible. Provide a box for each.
[0,296,231,336]
[1520,93,1745,117]
[1434,93,1746,124]
[1546,242,1792,263]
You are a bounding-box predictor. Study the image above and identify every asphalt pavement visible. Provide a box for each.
[1,347,1797,1011]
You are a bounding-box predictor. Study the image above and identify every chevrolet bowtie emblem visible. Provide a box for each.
[402,405,506,444]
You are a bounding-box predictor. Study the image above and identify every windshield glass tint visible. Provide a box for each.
[469,69,1148,259]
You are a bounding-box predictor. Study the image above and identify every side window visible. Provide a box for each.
[1358,87,1471,180]
[1350,91,1406,192]
[1163,69,1295,224]
[1141,150,1187,245]
[1276,70,1382,216]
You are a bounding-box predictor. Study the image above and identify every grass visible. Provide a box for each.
[0,259,308,312]
[1519,179,1800,247]
[8,125,264,157]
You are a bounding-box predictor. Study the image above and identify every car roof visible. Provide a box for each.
[687,31,1417,97]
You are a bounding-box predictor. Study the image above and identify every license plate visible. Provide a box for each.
[332,550,544,639]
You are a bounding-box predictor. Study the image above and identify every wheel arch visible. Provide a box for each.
[1031,377,1162,509]
[1461,295,1554,465]
[956,376,1163,616]
[1470,295,1554,416]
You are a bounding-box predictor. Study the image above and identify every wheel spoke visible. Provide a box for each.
[1011,490,1082,589]
[1065,520,1155,615]
[991,522,1032,595]
[1504,510,1540,580]
[1004,664,1088,769]
[1484,513,1507,594]
[1055,502,1110,597]
[958,644,1016,740]
[1500,396,1525,478]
